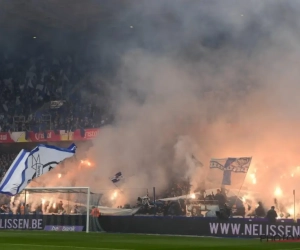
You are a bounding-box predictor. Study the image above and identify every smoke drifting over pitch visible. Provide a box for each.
[32,1,300,213]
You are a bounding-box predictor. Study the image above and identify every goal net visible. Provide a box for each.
[15,187,104,233]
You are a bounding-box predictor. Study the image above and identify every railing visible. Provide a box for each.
[13,114,52,132]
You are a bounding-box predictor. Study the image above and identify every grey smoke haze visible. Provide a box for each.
[31,1,300,211]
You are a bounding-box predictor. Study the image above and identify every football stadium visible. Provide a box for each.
[1,0,300,249]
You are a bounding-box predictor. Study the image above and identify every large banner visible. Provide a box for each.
[0,128,100,143]
[0,133,14,143]
[206,157,252,189]
[0,217,43,230]
[98,216,300,238]
[1,214,299,237]
[0,215,86,231]
[207,221,299,237]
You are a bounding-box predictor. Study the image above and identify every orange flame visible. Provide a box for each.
[80,160,93,168]
[274,187,282,197]
[111,191,118,200]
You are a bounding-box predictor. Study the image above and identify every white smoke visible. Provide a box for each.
[17,1,300,217]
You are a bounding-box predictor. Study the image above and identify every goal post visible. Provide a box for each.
[22,187,91,233]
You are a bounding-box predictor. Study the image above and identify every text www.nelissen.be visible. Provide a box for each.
[209,223,300,237]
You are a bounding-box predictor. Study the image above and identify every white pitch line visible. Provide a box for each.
[0,232,104,237]
[0,232,55,236]
[0,244,133,250]
[278,248,300,250]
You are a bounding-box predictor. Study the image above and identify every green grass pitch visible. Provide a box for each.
[0,231,299,250]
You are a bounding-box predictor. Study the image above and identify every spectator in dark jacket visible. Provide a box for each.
[266,206,278,223]
[214,189,226,208]
[255,202,266,217]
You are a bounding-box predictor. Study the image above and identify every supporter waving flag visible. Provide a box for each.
[110,172,123,183]
[0,143,76,196]
[207,157,252,189]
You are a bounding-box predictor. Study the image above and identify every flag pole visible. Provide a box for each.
[113,183,124,194]
[233,157,253,207]
[233,173,248,206]
[293,189,296,222]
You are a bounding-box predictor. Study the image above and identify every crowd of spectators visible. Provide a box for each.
[162,178,192,198]
[0,43,114,180]
[0,49,112,133]
[0,153,17,179]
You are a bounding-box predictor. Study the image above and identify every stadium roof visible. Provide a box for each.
[0,0,133,35]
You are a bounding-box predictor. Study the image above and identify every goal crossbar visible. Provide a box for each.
[24,187,94,194]
[23,187,91,233]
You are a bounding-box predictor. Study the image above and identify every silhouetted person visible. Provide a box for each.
[163,201,170,216]
[266,206,277,223]
[255,202,266,217]
[73,205,79,214]
[179,199,186,215]
[58,201,63,211]
[214,189,226,208]
[225,203,231,216]
[0,205,8,213]
[25,204,30,214]
[216,203,231,220]
[168,201,182,216]
[20,203,25,215]
[90,206,100,217]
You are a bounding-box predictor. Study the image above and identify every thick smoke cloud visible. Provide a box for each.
[32,1,300,213]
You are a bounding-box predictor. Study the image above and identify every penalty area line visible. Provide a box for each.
[0,244,133,250]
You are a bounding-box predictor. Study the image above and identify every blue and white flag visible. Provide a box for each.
[111,172,123,184]
[0,143,76,196]
[210,157,252,173]
[190,154,203,167]
[207,157,252,187]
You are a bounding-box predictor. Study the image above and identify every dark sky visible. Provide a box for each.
[0,0,299,62]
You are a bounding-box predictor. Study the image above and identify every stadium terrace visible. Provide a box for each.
[2,2,300,250]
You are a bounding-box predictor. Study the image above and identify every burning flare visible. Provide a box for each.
[111,191,118,200]
[274,187,282,197]
[250,173,256,185]
[80,160,93,168]
[287,207,294,216]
